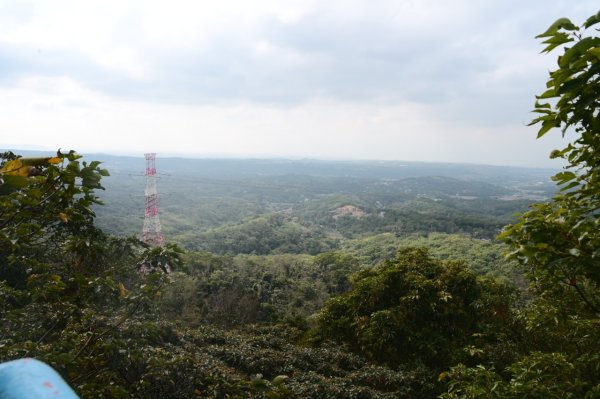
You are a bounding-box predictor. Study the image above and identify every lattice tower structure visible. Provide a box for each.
[141,153,165,247]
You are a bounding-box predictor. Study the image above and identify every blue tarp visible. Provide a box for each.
[0,358,79,399]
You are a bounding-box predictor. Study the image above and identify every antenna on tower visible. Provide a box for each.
[141,153,165,247]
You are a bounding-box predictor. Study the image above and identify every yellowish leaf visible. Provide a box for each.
[118,282,127,298]
[58,212,69,223]
[47,157,62,164]
[0,159,29,176]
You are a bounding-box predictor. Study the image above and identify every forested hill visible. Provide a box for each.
[81,154,555,250]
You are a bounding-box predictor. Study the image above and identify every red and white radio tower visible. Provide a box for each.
[141,153,164,247]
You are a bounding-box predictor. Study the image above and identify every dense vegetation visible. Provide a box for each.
[90,155,552,247]
[1,10,599,399]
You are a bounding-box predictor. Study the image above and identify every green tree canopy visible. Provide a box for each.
[0,151,182,396]
[315,247,515,371]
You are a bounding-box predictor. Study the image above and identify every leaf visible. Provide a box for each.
[0,159,29,176]
[1,156,64,178]
[552,171,577,183]
[559,181,580,192]
[541,32,574,53]
[529,114,557,125]
[583,11,600,28]
[537,120,557,138]
[272,375,289,386]
[588,47,600,61]
[549,144,574,159]
[536,18,577,39]
[118,282,127,298]
[536,88,557,99]
[1,175,30,189]
[21,157,61,167]
[58,212,70,223]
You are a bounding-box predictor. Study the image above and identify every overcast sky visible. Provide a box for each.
[0,0,597,167]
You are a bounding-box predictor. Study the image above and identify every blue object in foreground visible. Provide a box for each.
[0,358,79,399]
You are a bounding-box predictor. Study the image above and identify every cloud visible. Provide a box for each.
[0,0,597,166]
[0,0,595,108]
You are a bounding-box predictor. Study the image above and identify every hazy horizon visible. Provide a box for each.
[2,145,560,171]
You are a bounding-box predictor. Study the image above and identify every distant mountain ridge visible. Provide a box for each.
[2,149,556,183]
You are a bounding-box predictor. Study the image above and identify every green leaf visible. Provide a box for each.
[541,32,574,52]
[536,18,577,39]
[559,181,580,192]
[536,120,557,138]
[1,175,30,189]
[529,114,557,125]
[534,101,552,109]
[552,171,577,183]
[536,88,557,99]
[587,47,600,61]
[272,375,289,386]
[583,10,600,28]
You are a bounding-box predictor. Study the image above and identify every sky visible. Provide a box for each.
[0,0,597,167]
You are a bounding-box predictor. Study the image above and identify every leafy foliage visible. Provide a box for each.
[0,151,182,397]
[187,213,337,255]
[500,10,600,314]
[315,247,517,371]
[441,352,599,399]
[159,251,357,326]
[342,232,519,280]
